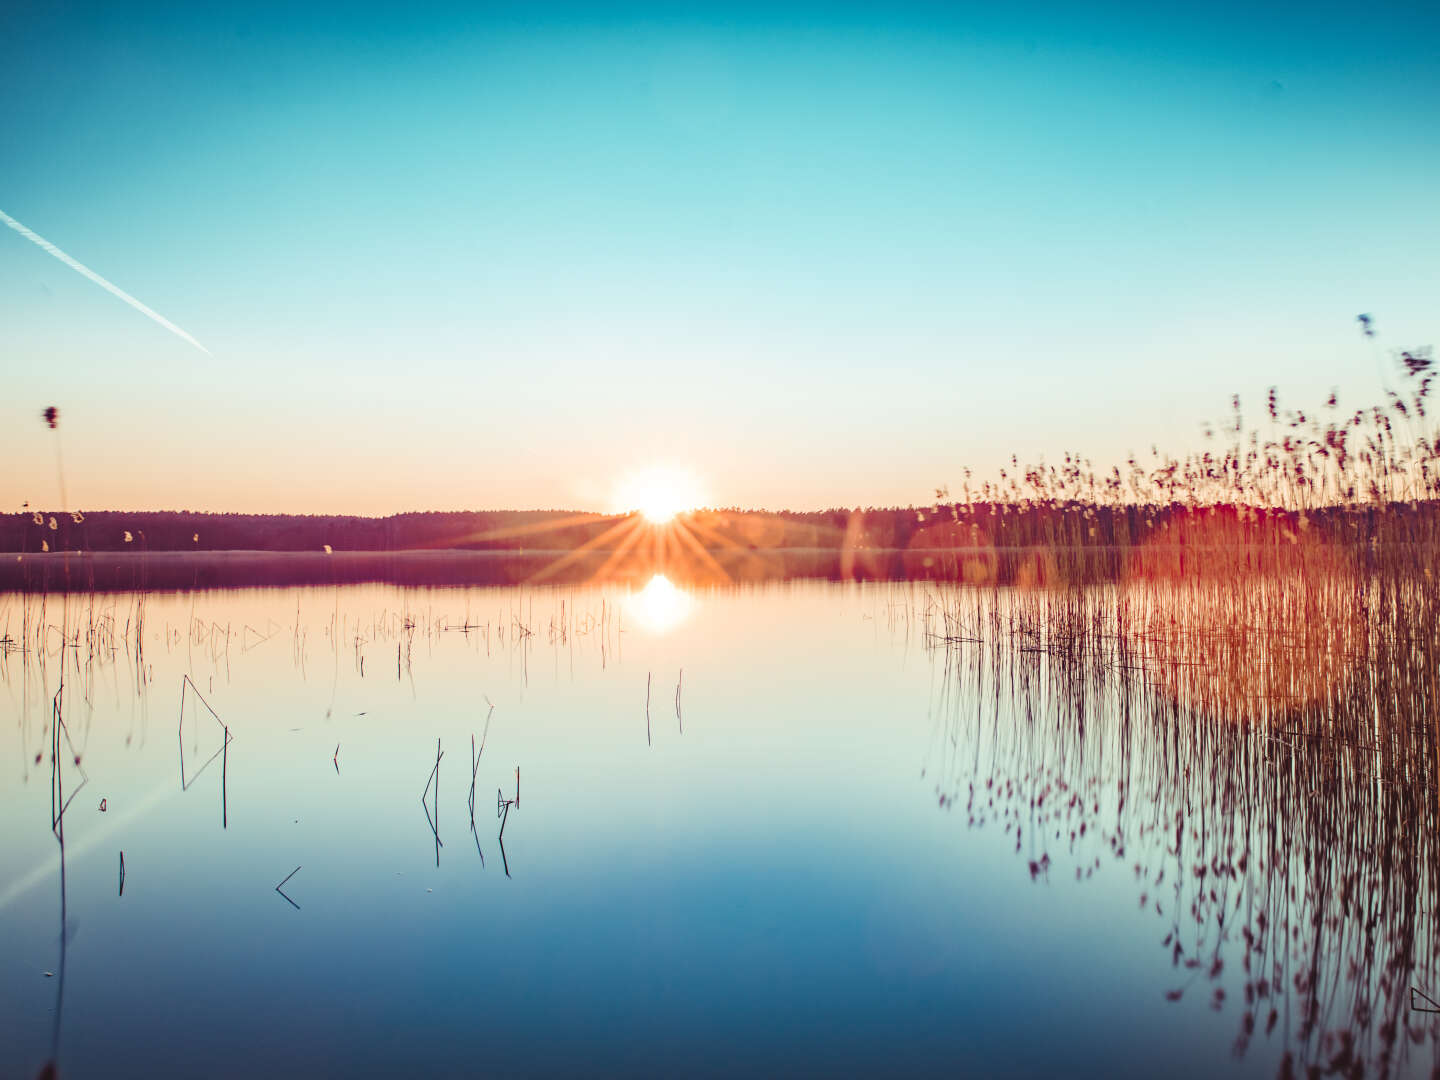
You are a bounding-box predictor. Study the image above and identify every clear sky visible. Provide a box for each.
[2,1,1437,514]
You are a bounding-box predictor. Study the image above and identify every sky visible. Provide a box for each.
[1,1,1437,514]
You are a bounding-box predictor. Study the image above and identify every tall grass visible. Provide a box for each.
[903,345,1440,1075]
[917,344,1440,1075]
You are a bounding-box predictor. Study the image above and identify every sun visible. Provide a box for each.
[614,465,706,524]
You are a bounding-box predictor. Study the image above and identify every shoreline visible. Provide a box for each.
[1,540,1426,593]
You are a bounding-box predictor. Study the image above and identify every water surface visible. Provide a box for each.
[1,579,1435,1078]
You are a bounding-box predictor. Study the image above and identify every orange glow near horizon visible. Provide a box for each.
[613,465,706,524]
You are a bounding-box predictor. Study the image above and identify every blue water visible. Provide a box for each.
[0,581,1433,1078]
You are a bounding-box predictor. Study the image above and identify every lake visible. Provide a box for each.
[2,576,1437,1078]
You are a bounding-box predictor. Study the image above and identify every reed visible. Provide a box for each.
[421,738,442,866]
[274,865,301,910]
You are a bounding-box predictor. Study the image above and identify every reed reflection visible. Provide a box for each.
[41,687,84,1080]
[6,571,1439,1077]
[923,573,1440,1078]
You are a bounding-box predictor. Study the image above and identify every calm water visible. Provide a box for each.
[1,579,1436,1078]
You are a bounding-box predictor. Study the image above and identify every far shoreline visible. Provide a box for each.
[2,533,1427,593]
[0,547,894,592]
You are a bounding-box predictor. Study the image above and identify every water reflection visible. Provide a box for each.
[924,581,1440,1078]
[421,738,442,867]
[626,573,692,635]
[0,581,1437,1077]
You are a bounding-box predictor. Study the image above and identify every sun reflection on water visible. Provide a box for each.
[627,573,692,634]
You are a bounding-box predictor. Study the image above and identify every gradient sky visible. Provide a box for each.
[2,1,1437,514]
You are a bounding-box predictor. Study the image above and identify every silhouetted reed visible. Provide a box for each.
[177,674,232,829]
[467,701,496,867]
[422,738,442,866]
[274,865,301,911]
[497,768,519,878]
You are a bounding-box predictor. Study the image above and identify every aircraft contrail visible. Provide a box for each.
[0,207,212,356]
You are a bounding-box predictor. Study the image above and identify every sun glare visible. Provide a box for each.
[615,465,705,524]
[627,573,692,634]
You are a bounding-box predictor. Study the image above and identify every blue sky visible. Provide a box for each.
[1,1,1437,512]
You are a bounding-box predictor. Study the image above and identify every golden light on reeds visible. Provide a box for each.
[1124,508,1362,716]
[899,516,998,585]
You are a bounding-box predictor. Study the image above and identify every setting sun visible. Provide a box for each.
[614,465,706,524]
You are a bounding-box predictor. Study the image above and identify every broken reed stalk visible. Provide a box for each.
[465,730,489,867]
[494,765,520,876]
[468,699,497,828]
[676,668,683,733]
[274,865,301,910]
[646,671,652,747]
[421,737,443,866]
[177,673,232,795]
[50,687,87,831]
[469,734,478,825]
[496,794,511,875]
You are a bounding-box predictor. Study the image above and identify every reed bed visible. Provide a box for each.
[901,354,1440,1076]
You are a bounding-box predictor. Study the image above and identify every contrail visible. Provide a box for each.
[0,207,211,356]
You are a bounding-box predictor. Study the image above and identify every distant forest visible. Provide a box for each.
[3,502,1433,556]
[2,509,619,554]
[4,501,1437,593]
[0,508,895,554]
